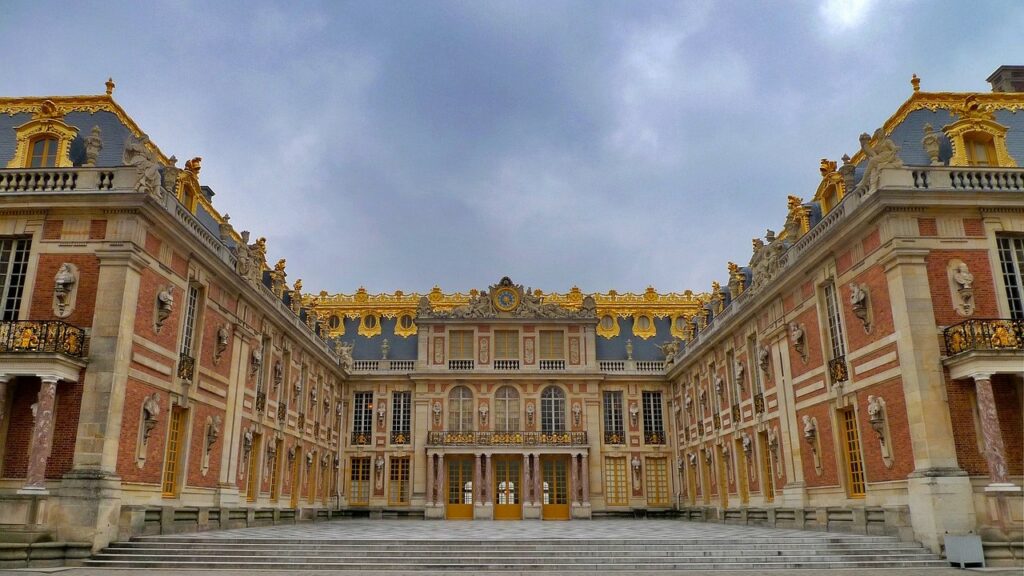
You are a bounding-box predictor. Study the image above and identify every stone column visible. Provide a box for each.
[570,454,579,505]
[523,454,532,505]
[21,377,59,492]
[436,454,445,504]
[972,374,1010,485]
[484,454,493,504]
[581,453,590,504]
[474,453,482,505]
[536,453,544,502]
[426,453,435,506]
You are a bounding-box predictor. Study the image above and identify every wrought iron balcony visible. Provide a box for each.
[828,356,849,384]
[644,431,666,445]
[297,412,306,430]
[390,430,411,445]
[0,320,86,358]
[944,318,1024,356]
[604,430,625,445]
[731,404,741,424]
[696,420,705,436]
[254,391,266,413]
[277,402,288,423]
[713,413,721,431]
[351,431,373,446]
[753,392,765,414]
[426,430,588,447]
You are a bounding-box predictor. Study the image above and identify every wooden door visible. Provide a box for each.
[446,456,474,519]
[541,455,569,520]
[493,455,522,520]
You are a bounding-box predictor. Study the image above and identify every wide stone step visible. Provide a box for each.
[95,547,936,558]
[84,559,950,570]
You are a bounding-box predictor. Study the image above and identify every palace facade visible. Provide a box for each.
[0,69,1022,566]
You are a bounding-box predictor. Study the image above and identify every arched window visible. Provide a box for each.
[448,385,473,432]
[493,386,520,432]
[29,136,59,168]
[540,386,565,432]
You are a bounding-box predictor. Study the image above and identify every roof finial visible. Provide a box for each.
[911,73,920,92]
[105,77,115,96]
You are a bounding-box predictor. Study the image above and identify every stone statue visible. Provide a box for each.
[123,135,163,198]
[951,261,975,316]
[789,322,807,362]
[250,346,263,378]
[336,339,354,370]
[952,263,974,290]
[579,295,597,318]
[849,283,870,331]
[713,375,723,396]
[235,230,253,277]
[214,325,230,363]
[922,123,942,165]
[53,263,76,316]
[657,339,680,366]
[381,338,390,360]
[741,433,752,458]
[758,346,770,374]
[273,360,283,390]
[206,415,222,452]
[155,285,174,332]
[867,395,886,439]
[733,360,745,387]
[416,296,433,317]
[141,394,160,442]
[83,126,102,167]
[855,128,904,194]
[802,415,817,444]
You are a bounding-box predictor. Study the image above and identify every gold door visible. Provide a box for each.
[493,455,522,520]
[446,456,474,519]
[541,455,569,520]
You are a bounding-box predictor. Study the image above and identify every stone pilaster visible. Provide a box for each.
[883,248,974,552]
[581,453,590,504]
[570,453,579,505]
[21,377,59,492]
[425,453,435,506]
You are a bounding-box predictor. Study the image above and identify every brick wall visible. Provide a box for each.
[788,306,823,379]
[117,380,167,484]
[858,378,915,482]
[926,249,999,326]
[1,376,82,479]
[29,254,100,328]
[947,373,1024,477]
[797,403,839,489]
[843,265,895,352]
[133,268,182,352]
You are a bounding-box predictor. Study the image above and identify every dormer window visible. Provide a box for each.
[29,136,59,167]
[964,132,997,166]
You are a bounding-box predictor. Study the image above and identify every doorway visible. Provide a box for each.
[446,455,474,519]
[541,455,569,520]
[493,455,522,520]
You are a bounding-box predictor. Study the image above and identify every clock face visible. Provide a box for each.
[494,287,519,312]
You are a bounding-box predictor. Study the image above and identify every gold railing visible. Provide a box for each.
[426,430,588,447]
[944,318,1024,356]
[0,320,86,358]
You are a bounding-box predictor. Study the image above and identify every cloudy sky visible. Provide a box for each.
[3,1,1018,294]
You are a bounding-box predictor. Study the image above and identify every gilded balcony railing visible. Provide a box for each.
[644,431,666,445]
[390,430,411,445]
[0,320,86,358]
[426,430,588,447]
[351,431,373,446]
[731,404,741,424]
[696,421,705,436]
[604,430,625,444]
[713,413,721,431]
[254,390,266,413]
[828,356,849,384]
[277,402,288,423]
[944,318,1024,356]
[753,392,765,414]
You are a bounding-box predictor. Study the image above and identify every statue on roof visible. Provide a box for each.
[123,134,163,199]
[922,124,942,165]
[83,126,102,167]
[855,128,904,195]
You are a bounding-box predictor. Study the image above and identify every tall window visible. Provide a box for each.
[603,391,624,443]
[350,457,371,505]
[389,457,410,505]
[161,406,187,498]
[29,136,59,167]
[642,391,664,444]
[823,281,846,360]
[494,330,519,359]
[759,431,775,503]
[997,236,1024,319]
[180,284,201,358]
[493,386,520,431]
[840,409,866,498]
[391,391,411,443]
[448,386,474,432]
[539,330,564,359]
[725,349,738,403]
[604,457,628,505]
[247,433,262,502]
[449,330,474,359]
[0,238,31,321]
[352,391,373,438]
[540,386,565,432]
[269,438,283,501]
[965,133,997,166]
[645,457,669,506]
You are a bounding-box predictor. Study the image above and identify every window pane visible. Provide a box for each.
[540,386,565,432]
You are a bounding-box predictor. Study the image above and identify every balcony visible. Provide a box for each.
[277,402,288,423]
[390,430,411,445]
[538,359,565,371]
[944,318,1024,356]
[0,320,86,358]
[351,359,415,373]
[493,359,520,371]
[598,360,666,374]
[0,320,88,383]
[644,431,666,445]
[351,431,373,446]
[753,392,765,414]
[604,431,625,445]
[254,391,266,414]
[426,430,588,447]
[448,359,474,371]
[828,356,849,384]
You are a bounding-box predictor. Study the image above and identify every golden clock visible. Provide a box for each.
[493,286,520,312]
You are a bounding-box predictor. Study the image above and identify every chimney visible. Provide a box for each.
[986,66,1024,92]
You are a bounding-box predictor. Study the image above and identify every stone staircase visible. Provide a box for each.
[86,533,949,571]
